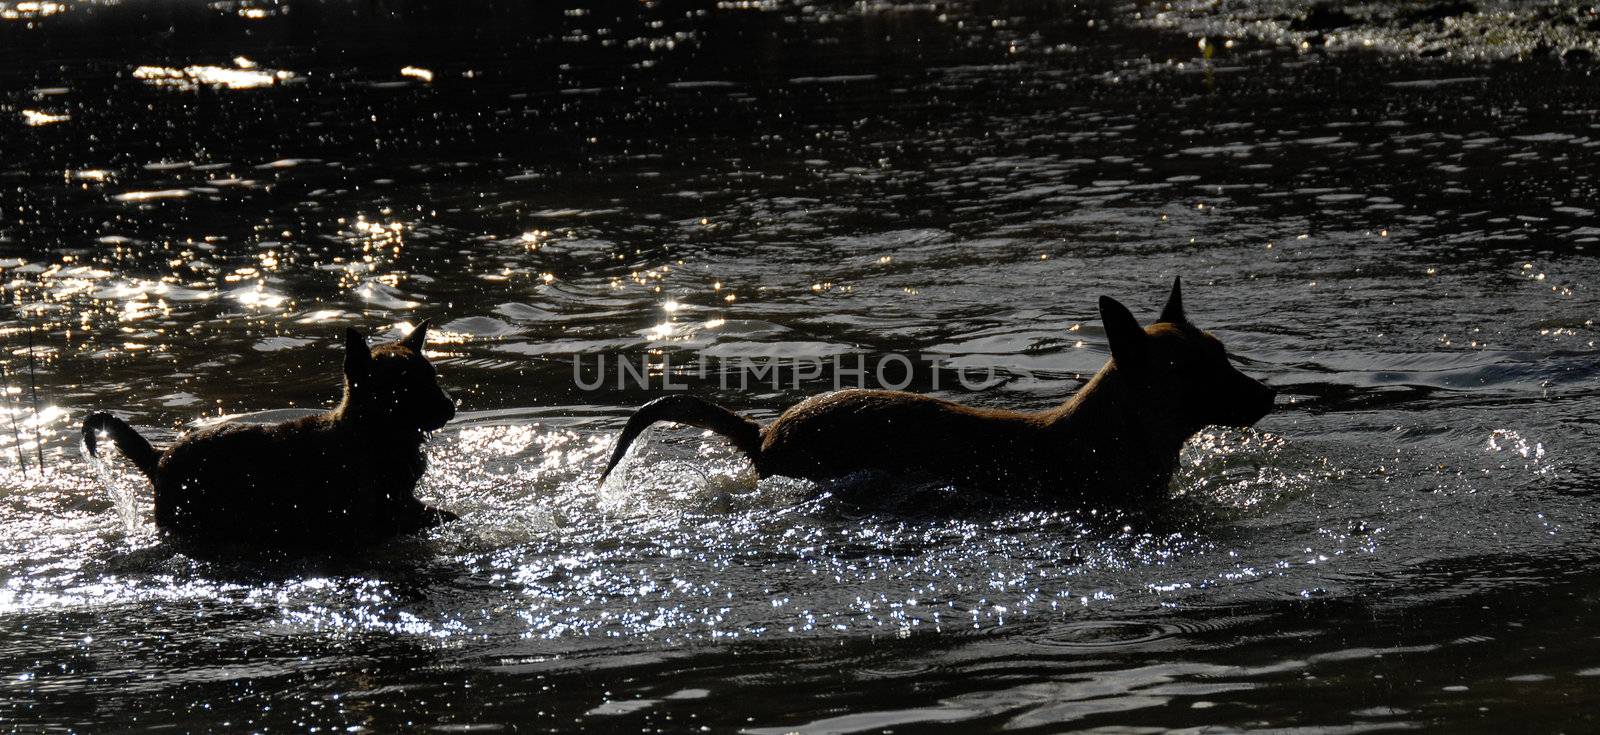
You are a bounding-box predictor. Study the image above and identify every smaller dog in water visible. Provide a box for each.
[83,321,458,547]
[601,279,1275,499]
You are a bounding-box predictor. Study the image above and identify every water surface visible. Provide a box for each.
[3,1,1600,731]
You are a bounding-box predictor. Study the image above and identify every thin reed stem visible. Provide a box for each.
[0,362,26,475]
[26,327,44,476]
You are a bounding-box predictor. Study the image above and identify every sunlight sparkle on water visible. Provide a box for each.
[400,66,436,83]
[20,110,69,126]
[132,60,295,91]
[232,284,288,310]
[112,189,192,202]
[0,1,64,20]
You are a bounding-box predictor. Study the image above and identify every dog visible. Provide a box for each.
[83,321,458,547]
[600,278,1275,500]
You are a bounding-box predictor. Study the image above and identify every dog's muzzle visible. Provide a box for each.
[1217,375,1276,428]
[421,390,456,432]
[1249,385,1276,425]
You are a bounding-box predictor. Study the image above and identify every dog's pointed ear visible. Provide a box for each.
[344,327,372,380]
[400,319,431,353]
[1158,276,1185,324]
[1099,295,1147,369]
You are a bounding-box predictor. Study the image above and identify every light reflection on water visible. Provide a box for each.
[2,0,1600,731]
[0,1,64,21]
[132,61,295,91]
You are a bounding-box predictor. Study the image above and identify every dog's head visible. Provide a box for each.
[1099,278,1274,435]
[342,320,456,432]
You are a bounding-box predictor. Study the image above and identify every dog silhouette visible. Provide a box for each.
[601,279,1274,500]
[83,321,457,547]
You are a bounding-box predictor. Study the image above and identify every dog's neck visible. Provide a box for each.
[330,388,428,446]
[1040,362,1189,496]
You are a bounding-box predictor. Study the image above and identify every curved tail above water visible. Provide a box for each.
[600,395,762,483]
[82,411,160,481]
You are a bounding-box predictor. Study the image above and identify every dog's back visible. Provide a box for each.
[153,414,427,544]
[757,390,1044,484]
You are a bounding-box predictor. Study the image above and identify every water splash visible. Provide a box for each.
[80,437,141,536]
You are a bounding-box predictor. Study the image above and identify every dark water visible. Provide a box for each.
[4,0,1600,731]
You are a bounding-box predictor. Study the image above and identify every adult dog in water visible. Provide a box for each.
[601,279,1274,500]
[83,321,457,547]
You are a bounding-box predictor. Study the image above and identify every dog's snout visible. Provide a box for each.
[1213,370,1275,428]
[1246,381,1276,425]
[437,388,456,421]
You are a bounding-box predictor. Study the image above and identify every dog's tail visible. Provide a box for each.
[600,395,762,483]
[82,411,160,481]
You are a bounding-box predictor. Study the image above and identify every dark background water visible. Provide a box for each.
[3,1,1600,731]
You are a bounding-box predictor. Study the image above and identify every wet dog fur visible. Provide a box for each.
[600,279,1275,500]
[82,321,457,547]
